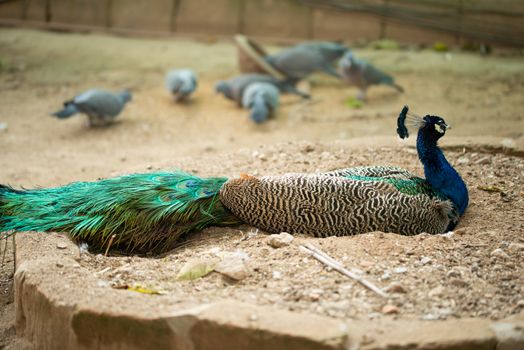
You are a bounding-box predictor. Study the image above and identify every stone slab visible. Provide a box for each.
[13,231,524,349]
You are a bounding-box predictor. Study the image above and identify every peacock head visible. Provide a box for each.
[397,105,450,142]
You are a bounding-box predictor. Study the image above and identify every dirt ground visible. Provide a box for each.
[1,28,524,347]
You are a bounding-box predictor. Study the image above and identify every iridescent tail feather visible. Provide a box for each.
[0,172,240,253]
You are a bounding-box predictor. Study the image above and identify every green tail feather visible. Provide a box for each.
[0,172,240,253]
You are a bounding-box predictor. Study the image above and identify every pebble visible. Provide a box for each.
[381,304,400,314]
[449,278,469,288]
[56,242,68,249]
[272,271,282,280]
[420,256,432,265]
[301,143,315,153]
[385,282,407,294]
[308,289,323,301]
[454,227,468,235]
[267,232,294,248]
[421,313,439,321]
[457,157,470,165]
[508,243,524,253]
[380,272,391,280]
[490,248,510,260]
[446,266,467,278]
[0,122,7,131]
[360,260,374,269]
[393,267,408,274]
[214,257,250,281]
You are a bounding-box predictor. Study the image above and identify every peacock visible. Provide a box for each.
[0,106,468,253]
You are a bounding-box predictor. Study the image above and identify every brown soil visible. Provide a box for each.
[1,28,524,347]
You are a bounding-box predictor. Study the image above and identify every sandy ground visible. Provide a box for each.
[0,28,524,347]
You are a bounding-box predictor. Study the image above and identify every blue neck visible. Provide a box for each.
[417,131,469,216]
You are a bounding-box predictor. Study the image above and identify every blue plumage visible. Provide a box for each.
[51,89,132,127]
[242,82,280,124]
[165,69,198,102]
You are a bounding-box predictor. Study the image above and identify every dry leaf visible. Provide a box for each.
[176,258,217,281]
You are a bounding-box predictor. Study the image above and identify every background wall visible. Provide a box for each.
[0,0,522,47]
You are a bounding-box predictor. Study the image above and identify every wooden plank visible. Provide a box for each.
[312,7,381,42]
[50,0,107,27]
[243,0,311,39]
[175,0,239,35]
[0,0,24,19]
[23,0,47,22]
[110,0,172,32]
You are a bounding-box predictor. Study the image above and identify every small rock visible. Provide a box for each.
[56,262,64,268]
[308,289,323,301]
[457,156,470,165]
[454,227,468,235]
[491,248,510,260]
[446,266,466,278]
[249,314,258,321]
[393,267,408,274]
[302,144,315,153]
[420,256,432,265]
[449,278,469,288]
[56,242,68,249]
[385,282,407,294]
[360,260,374,269]
[267,232,294,248]
[380,272,391,280]
[272,270,282,280]
[0,122,7,132]
[214,257,250,281]
[508,243,524,253]
[381,304,399,314]
[421,313,439,321]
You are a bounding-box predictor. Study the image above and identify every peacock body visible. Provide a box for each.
[0,107,468,253]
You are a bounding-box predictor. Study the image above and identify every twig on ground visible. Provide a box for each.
[300,243,389,299]
[104,234,116,257]
[1,233,8,266]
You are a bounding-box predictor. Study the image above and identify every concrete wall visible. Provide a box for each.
[0,0,522,46]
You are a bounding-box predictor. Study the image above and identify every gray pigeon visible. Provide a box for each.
[264,42,348,83]
[52,89,132,127]
[241,82,280,124]
[215,73,309,106]
[165,69,198,102]
[338,51,403,101]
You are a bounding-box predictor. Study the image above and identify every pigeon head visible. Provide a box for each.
[338,50,355,69]
[215,81,232,98]
[118,90,133,103]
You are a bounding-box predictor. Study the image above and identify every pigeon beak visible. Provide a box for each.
[445,123,451,130]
